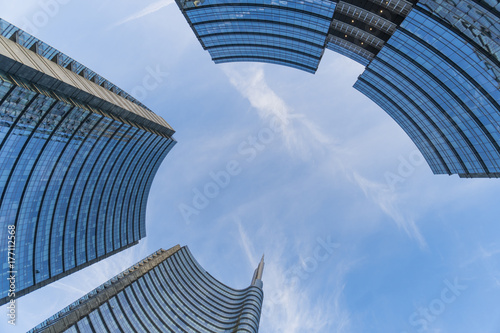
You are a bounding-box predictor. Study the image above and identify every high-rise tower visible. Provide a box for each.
[29,246,264,333]
[176,0,500,178]
[353,0,500,178]
[0,19,176,305]
[175,0,338,73]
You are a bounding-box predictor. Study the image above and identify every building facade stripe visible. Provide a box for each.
[363,60,473,172]
[356,73,453,174]
[384,42,499,172]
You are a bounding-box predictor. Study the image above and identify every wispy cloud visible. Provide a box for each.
[261,251,352,333]
[461,243,500,287]
[237,218,258,266]
[49,281,87,295]
[351,171,427,249]
[112,0,174,27]
[49,240,149,299]
[224,64,427,248]
[478,244,500,259]
[236,221,351,333]
[222,64,336,160]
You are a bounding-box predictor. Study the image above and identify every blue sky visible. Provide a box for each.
[1,0,500,332]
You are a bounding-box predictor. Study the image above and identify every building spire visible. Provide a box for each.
[251,255,265,288]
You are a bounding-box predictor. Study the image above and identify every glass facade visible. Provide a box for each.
[176,0,337,73]
[0,20,176,305]
[176,0,500,177]
[30,246,264,333]
[0,19,151,112]
[326,35,374,66]
[354,0,500,177]
[325,0,414,65]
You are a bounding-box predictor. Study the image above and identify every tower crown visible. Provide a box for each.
[252,254,265,288]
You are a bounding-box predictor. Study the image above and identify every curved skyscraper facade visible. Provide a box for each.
[175,0,337,73]
[177,0,500,178]
[354,0,500,178]
[30,245,264,333]
[0,19,176,305]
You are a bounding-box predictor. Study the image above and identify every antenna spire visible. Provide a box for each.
[251,255,265,288]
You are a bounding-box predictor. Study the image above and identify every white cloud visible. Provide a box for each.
[478,244,500,259]
[112,0,174,27]
[223,63,427,249]
[47,240,149,300]
[350,171,427,249]
[49,281,88,295]
[222,64,337,160]
[236,220,351,333]
[237,218,258,266]
[460,243,500,287]
[260,252,352,333]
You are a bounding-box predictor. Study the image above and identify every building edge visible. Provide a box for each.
[29,245,265,333]
[0,20,175,138]
[0,241,139,307]
[28,245,182,333]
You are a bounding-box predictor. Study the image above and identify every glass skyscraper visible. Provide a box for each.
[354,0,500,178]
[175,0,338,73]
[0,19,176,305]
[176,0,500,178]
[29,245,264,333]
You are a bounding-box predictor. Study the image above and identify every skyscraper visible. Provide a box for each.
[0,19,176,305]
[175,0,338,73]
[29,245,264,333]
[325,0,417,66]
[354,0,500,178]
[176,0,500,178]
